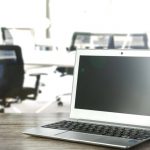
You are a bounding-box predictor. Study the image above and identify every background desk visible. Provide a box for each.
[0,113,150,150]
[24,51,75,67]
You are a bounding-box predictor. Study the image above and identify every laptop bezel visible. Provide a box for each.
[70,49,150,127]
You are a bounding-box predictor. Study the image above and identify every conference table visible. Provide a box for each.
[0,113,150,150]
[24,51,76,67]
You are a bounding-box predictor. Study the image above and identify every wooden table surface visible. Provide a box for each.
[0,113,150,150]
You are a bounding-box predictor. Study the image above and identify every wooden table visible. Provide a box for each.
[1,113,150,150]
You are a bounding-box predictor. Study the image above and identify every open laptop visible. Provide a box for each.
[23,49,150,149]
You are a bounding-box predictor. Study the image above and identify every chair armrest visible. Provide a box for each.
[28,73,48,99]
[29,73,47,76]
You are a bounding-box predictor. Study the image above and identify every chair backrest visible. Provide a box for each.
[0,45,24,97]
[113,33,149,49]
[68,32,149,51]
[68,32,115,51]
[1,27,14,44]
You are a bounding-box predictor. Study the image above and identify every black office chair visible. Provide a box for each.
[0,45,46,112]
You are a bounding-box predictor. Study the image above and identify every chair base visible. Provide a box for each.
[56,97,63,106]
[0,108,4,113]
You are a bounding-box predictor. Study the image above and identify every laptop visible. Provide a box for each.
[23,49,150,149]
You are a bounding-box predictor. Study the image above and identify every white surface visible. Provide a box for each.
[23,51,76,67]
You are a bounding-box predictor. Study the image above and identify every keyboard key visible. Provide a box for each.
[42,120,150,140]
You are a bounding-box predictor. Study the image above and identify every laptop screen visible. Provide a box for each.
[75,55,150,116]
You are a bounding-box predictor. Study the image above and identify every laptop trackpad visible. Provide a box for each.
[56,131,140,148]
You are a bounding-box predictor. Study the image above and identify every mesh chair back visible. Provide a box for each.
[0,45,24,97]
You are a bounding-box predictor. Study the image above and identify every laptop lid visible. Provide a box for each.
[70,49,150,127]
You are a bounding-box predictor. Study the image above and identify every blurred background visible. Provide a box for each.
[0,0,150,113]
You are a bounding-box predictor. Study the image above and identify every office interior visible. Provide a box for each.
[1,0,150,113]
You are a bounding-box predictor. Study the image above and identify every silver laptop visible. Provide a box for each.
[23,49,150,149]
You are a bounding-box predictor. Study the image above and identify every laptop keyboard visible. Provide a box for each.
[42,120,150,140]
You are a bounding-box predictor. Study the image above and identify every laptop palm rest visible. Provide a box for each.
[56,131,141,149]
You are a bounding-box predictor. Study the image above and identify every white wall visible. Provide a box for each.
[0,0,48,41]
[50,0,150,50]
[111,0,150,32]
[50,0,112,50]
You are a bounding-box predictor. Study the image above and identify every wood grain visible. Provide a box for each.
[0,113,149,150]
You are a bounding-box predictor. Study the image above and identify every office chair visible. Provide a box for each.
[0,45,46,112]
[1,27,13,44]
[129,33,148,49]
[54,65,73,106]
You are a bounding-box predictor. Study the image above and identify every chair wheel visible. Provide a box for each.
[0,108,4,113]
[5,103,10,107]
[56,96,63,106]
[58,101,63,106]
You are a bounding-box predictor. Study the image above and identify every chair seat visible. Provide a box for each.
[2,87,36,100]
